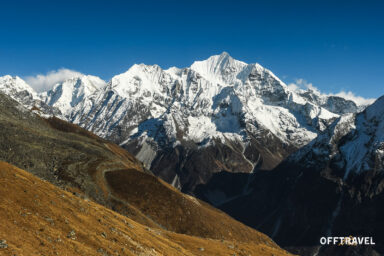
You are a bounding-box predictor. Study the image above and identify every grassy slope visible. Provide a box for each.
[0,161,293,256]
[0,93,292,255]
[40,117,281,245]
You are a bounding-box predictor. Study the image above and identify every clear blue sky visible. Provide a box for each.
[1,0,383,98]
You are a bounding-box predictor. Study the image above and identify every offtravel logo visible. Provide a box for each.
[320,236,375,246]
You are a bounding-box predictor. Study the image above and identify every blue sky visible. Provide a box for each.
[0,0,383,98]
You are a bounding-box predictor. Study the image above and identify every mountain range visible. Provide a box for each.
[0,53,362,194]
[1,52,383,255]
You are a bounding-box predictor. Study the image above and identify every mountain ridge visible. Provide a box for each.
[0,52,366,194]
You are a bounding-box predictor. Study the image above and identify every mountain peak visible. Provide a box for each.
[220,51,230,56]
[41,74,105,114]
[195,51,239,67]
[214,51,232,63]
[1,74,13,80]
[190,52,247,83]
[0,75,36,95]
[118,63,163,78]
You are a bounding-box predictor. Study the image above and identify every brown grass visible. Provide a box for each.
[105,169,274,243]
[43,116,104,141]
[40,116,280,245]
[0,161,293,256]
[43,116,144,171]
[40,116,289,250]
[0,105,292,255]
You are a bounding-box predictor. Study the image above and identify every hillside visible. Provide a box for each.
[0,91,290,252]
[0,161,293,256]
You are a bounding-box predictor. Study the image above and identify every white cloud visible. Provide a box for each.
[287,82,300,91]
[25,68,84,92]
[288,78,320,94]
[288,78,375,106]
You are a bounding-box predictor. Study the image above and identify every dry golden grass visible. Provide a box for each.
[0,161,293,256]
[105,169,275,243]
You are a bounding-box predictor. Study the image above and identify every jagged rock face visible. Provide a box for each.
[217,96,384,256]
[0,53,362,194]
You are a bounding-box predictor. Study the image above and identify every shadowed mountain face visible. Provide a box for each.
[0,92,289,253]
[216,96,384,256]
[0,161,293,256]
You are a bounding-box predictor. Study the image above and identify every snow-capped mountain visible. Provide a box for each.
[0,75,62,117]
[40,75,106,116]
[0,52,363,193]
[1,53,380,255]
[54,52,363,193]
[215,96,384,256]
[296,89,361,114]
[289,95,384,178]
[0,75,36,97]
